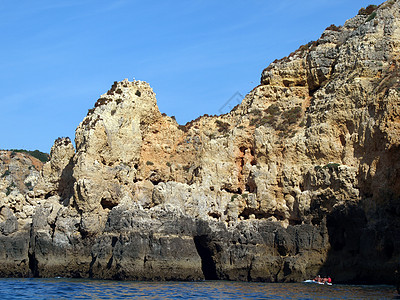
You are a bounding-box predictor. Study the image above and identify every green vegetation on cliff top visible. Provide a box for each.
[7,149,49,163]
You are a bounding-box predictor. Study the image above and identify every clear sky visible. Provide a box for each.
[0,0,383,152]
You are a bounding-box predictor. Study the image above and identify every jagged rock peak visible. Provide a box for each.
[74,78,162,154]
[79,79,159,126]
[92,79,154,110]
[34,137,75,202]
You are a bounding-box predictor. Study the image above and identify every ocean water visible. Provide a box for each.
[0,278,397,299]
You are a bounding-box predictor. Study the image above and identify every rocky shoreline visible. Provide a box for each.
[1,0,400,284]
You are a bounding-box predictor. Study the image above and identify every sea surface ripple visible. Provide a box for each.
[0,278,397,299]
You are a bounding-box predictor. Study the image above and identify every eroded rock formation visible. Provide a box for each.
[0,150,42,276]
[1,0,400,283]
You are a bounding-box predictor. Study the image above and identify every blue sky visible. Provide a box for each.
[0,0,382,152]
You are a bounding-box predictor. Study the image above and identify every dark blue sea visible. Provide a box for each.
[0,278,397,299]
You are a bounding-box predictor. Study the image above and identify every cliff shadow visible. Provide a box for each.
[316,185,400,285]
[57,157,75,206]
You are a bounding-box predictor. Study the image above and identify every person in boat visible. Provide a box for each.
[324,276,332,284]
[313,275,321,283]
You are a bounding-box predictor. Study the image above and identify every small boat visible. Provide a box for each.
[303,279,332,285]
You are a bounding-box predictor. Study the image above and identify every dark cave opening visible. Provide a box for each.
[193,235,218,280]
[28,251,39,277]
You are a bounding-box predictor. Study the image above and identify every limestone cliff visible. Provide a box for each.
[0,150,43,276]
[1,0,400,283]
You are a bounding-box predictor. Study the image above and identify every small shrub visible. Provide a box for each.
[309,41,319,51]
[25,181,33,190]
[249,118,256,126]
[146,161,154,166]
[82,116,92,126]
[6,186,12,196]
[231,194,239,201]
[182,165,190,172]
[5,182,15,196]
[178,125,189,132]
[166,162,172,167]
[95,97,111,107]
[366,11,377,22]
[358,5,377,15]
[324,163,340,170]
[1,169,10,178]
[305,40,318,51]
[251,109,262,116]
[55,137,71,146]
[265,104,281,115]
[258,115,275,127]
[216,120,230,133]
[231,104,240,112]
[299,44,309,52]
[282,106,302,125]
[366,4,378,12]
[325,24,341,31]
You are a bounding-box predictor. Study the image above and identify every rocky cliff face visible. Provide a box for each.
[0,150,42,276]
[1,0,400,283]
